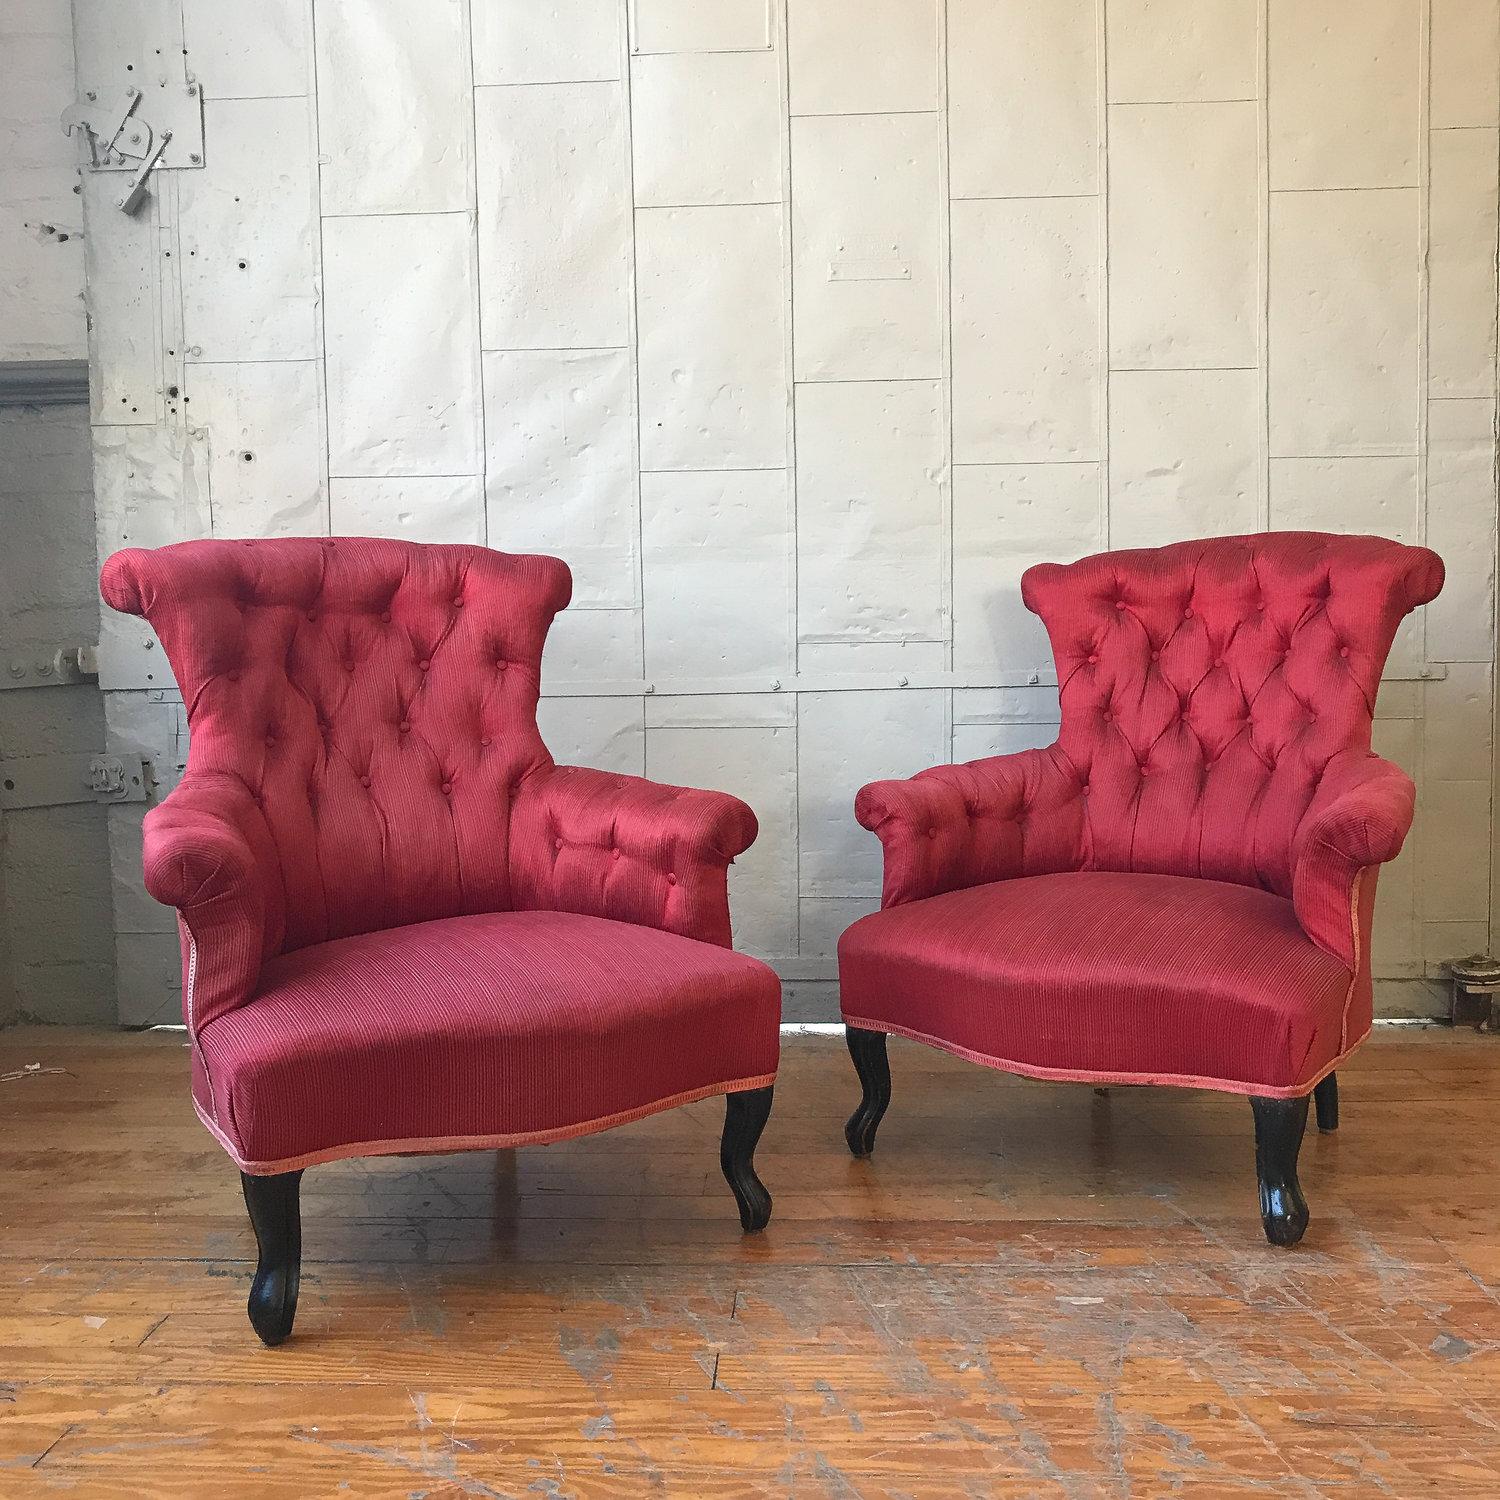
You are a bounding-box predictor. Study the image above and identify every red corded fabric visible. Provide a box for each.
[844,533,1443,1094]
[840,872,1355,1095]
[101,537,778,1170]
[195,910,780,1173]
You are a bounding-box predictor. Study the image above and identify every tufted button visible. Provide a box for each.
[1339,646,1350,658]
[399,720,411,734]
[1087,654,1099,665]
[666,872,677,886]
[1150,650,1160,662]
[495,659,508,673]
[452,597,464,609]
[611,847,621,860]
[360,775,372,789]
[1114,600,1126,611]
[265,733,276,747]
[441,781,453,795]
[381,611,392,624]
[344,660,355,673]
[227,671,241,683]
[419,659,431,672]
[1138,762,1150,776]
[1214,657,1225,669]
[1102,711,1113,724]
[306,611,317,623]
[554,837,564,851]
[926,827,938,839]
[1183,607,1194,620]
[479,735,492,748]
[1080,782,1090,795]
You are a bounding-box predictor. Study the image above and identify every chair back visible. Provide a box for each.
[1021,533,1443,894]
[102,537,571,950]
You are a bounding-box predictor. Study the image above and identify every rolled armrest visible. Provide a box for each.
[141,773,279,1032]
[510,764,758,947]
[856,747,1082,907]
[1291,751,1415,966]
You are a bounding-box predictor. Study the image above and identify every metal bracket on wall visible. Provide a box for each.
[0,646,99,692]
[61,81,203,216]
[0,754,153,812]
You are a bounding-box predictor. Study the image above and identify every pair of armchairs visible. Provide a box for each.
[101,531,1442,1343]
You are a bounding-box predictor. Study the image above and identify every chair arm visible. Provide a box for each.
[1291,751,1415,966]
[510,764,759,948]
[856,747,1079,907]
[142,774,279,1032]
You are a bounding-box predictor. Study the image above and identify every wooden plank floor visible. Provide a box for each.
[1,1028,1498,1497]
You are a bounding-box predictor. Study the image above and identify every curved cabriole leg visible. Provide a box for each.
[241,1169,304,1345]
[721,1087,774,1232]
[1249,1096,1310,1248]
[844,1026,891,1159]
[1313,1072,1339,1133]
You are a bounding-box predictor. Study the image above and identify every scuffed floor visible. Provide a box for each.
[1,1028,1497,1496]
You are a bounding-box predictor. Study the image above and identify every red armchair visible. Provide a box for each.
[101,537,780,1343]
[839,533,1443,1245]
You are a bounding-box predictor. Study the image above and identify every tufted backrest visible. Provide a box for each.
[101,537,572,954]
[1020,533,1443,897]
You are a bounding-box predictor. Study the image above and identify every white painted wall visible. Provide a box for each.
[2,0,86,357]
[72,0,1500,1022]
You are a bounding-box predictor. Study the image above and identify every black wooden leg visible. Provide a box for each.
[241,1169,303,1345]
[721,1087,774,1232]
[844,1026,891,1159]
[1313,1072,1339,1133]
[1249,1096,1310,1248]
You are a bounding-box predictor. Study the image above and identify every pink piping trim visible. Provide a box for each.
[840,1015,1368,1100]
[198,1071,779,1176]
[1336,866,1374,1053]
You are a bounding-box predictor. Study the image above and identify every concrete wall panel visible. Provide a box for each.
[630,0,771,55]
[948,0,1098,199]
[791,113,942,381]
[788,0,937,116]
[1106,0,1256,104]
[1428,127,1500,399]
[1108,102,1258,370]
[178,98,319,363]
[190,360,327,537]
[648,723,798,958]
[1268,189,1420,457]
[323,212,482,477]
[472,0,621,86]
[1109,370,1259,548]
[631,51,781,207]
[1425,399,1499,664]
[1269,457,1420,542]
[953,196,1101,462]
[795,380,946,641]
[182,0,310,100]
[329,476,485,544]
[476,82,631,351]
[315,0,471,216]
[954,463,1103,675]
[641,470,792,679]
[1430,0,1500,128]
[484,348,637,606]
[1269,0,1420,189]
[637,205,786,469]
[798,689,947,897]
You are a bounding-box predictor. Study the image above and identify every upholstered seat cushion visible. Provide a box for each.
[195,910,781,1173]
[839,871,1356,1096]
